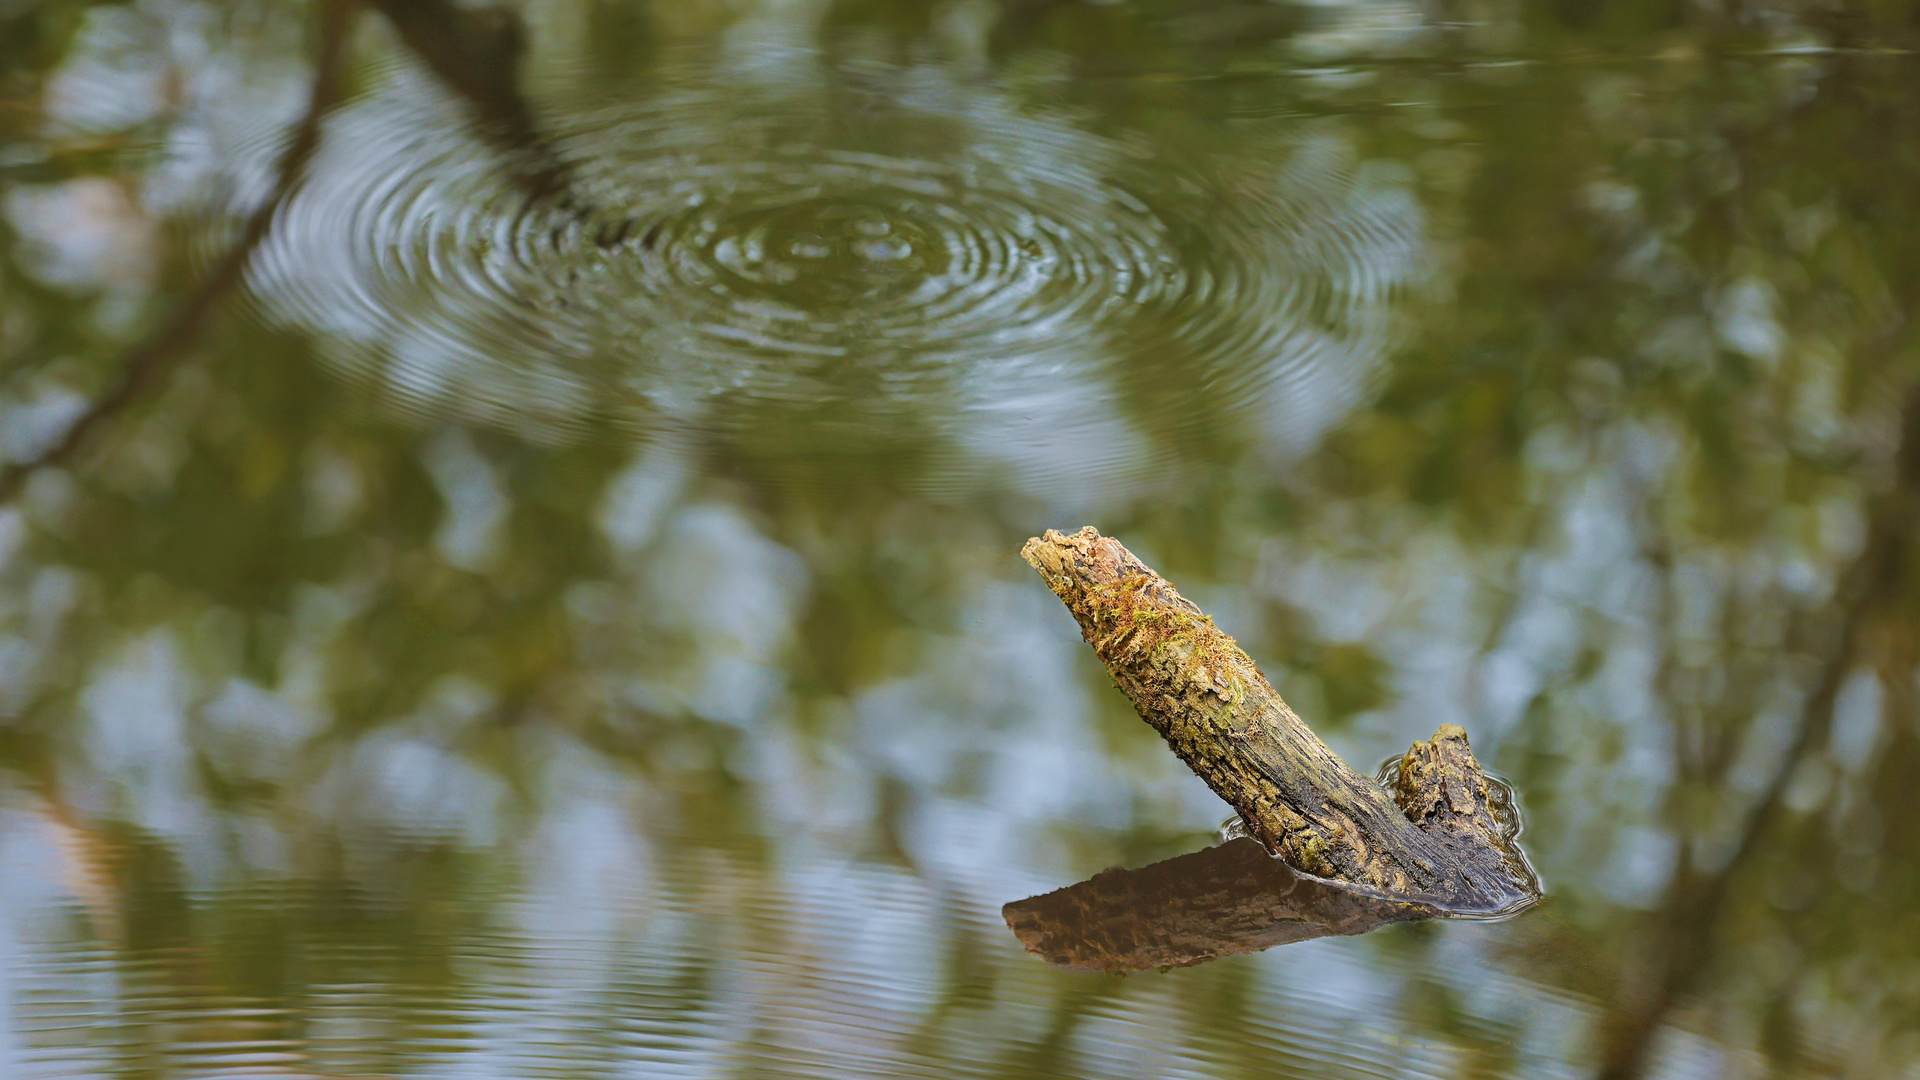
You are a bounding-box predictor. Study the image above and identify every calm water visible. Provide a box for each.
[3,0,1920,1076]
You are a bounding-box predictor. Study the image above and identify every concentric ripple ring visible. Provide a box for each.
[240,60,1428,487]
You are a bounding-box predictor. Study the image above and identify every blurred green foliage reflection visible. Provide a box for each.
[2,0,1920,1077]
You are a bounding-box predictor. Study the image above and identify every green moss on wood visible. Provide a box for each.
[1021,526,1540,914]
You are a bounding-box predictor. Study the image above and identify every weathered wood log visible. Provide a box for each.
[1005,836,1439,973]
[1021,527,1537,914]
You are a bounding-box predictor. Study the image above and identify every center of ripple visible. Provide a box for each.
[700,195,949,309]
[548,145,1153,363]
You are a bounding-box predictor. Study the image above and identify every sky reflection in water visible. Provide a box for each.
[2,0,1920,1077]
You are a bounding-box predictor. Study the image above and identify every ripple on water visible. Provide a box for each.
[4,849,1589,1079]
[241,61,1427,492]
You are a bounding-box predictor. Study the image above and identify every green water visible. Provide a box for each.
[3,0,1919,1076]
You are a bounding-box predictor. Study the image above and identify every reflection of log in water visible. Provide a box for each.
[1005,837,1439,973]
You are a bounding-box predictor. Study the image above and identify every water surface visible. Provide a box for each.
[3,1,1920,1077]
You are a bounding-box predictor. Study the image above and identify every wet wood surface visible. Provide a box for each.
[1021,527,1539,914]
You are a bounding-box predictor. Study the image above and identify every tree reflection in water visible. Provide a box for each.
[0,0,1919,1077]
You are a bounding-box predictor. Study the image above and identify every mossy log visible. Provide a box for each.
[1004,837,1438,973]
[1022,527,1537,913]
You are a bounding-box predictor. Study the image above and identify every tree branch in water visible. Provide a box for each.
[1019,527,1539,914]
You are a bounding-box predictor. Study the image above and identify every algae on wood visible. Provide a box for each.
[1019,526,1537,914]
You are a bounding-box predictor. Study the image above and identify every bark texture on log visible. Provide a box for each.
[1022,527,1537,913]
[1005,837,1437,973]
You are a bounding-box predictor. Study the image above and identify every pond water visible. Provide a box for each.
[3,1,1920,1077]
